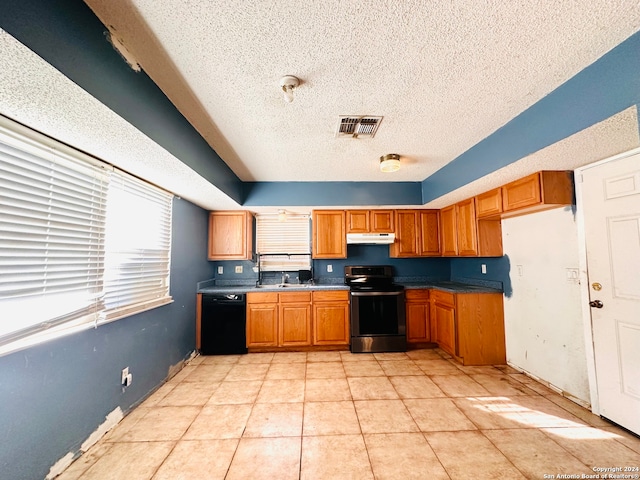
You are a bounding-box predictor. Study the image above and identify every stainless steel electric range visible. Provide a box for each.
[345,265,407,353]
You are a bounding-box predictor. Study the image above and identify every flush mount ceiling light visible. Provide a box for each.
[277,209,287,222]
[380,154,401,173]
[279,75,300,103]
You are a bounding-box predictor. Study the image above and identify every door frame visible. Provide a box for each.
[574,146,640,415]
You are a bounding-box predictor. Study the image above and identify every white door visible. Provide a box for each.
[581,150,640,435]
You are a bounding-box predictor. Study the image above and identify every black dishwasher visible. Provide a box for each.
[200,293,248,355]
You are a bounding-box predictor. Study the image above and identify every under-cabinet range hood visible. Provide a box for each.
[346,233,395,245]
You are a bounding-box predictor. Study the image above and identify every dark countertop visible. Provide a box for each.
[198,281,501,295]
[198,283,349,294]
[400,281,502,294]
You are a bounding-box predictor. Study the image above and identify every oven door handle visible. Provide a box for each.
[350,290,404,297]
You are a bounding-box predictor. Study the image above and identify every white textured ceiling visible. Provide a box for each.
[83,0,640,183]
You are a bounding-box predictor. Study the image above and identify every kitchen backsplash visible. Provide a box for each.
[209,244,511,291]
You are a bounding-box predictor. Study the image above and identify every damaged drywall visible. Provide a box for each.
[46,407,124,480]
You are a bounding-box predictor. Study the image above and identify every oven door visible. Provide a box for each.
[350,290,406,352]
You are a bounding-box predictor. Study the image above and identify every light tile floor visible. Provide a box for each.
[58,349,640,479]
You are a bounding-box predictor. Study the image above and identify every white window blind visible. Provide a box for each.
[0,117,173,351]
[102,170,172,321]
[256,214,311,271]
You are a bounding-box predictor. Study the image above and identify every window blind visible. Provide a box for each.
[0,131,109,340]
[0,116,173,352]
[101,170,172,321]
[255,214,311,271]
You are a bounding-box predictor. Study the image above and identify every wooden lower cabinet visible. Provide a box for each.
[246,295,278,347]
[405,289,431,343]
[430,289,505,365]
[431,290,456,354]
[312,290,350,345]
[279,292,312,346]
[247,290,349,349]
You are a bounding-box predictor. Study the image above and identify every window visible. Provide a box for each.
[255,213,311,271]
[0,117,172,353]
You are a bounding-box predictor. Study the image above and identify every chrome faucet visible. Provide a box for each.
[281,273,289,284]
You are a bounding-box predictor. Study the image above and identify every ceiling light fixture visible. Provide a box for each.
[380,154,401,173]
[279,75,300,103]
[277,209,287,222]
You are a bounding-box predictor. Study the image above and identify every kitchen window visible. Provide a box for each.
[0,116,173,355]
[255,213,311,271]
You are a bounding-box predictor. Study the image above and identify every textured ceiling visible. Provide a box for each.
[83,0,640,183]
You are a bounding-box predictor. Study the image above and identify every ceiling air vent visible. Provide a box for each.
[336,116,383,138]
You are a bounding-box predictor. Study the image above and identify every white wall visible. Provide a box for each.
[502,207,590,403]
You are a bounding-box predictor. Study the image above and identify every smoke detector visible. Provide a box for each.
[336,116,383,138]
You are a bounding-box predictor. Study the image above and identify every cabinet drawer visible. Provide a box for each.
[405,289,430,302]
[279,291,312,303]
[431,289,455,306]
[312,290,349,302]
[247,292,279,304]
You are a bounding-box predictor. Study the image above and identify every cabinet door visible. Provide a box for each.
[476,189,503,218]
[439,206,457,256]
[433,302,456,356]
[279,303,311,346]
[208,211,252,260]
[406,302,430,343]
[419,210,441,256]
[246,303,278,347]
[456,199,478,256]
[346,210,369,233]
[313,303,349,345]
[502,173,541,212]
[370,210,394,233]
[390,210,420,257]
[312,210,346,259]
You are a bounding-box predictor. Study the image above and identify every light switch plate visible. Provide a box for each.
[217,266,223,275]
[235,265,243,273]
[327,265,333,273]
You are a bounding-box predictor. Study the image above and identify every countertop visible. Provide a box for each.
[198,281,501,295]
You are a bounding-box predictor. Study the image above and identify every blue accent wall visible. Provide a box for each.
[0,198,214,480]
[450,256,512,297]
[243,182,423,206]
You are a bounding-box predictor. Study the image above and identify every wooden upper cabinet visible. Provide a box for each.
[502,171,573,217]
[346,210,394,233]
[390,210,439,258]
[370,210,394,233]
[312,210,346,258]
[208,211,253,260]
[419,210,441,256]
[390,210,420,257]
[346,210,369,233]
[476,189,503,218]
[455,199,479,257]
[439,206,458,256]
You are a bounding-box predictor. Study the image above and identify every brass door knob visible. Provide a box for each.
[592,283,602,291]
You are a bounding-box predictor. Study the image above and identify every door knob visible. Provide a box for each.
[589,300,604,308]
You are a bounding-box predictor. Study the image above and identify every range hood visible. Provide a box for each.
[346,233,396,245]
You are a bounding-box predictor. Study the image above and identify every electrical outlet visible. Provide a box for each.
[235,265,243,273]
[217,266,223,275]
[327,264,333,273]
[481,264,487,274]
[517,265,524,276]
